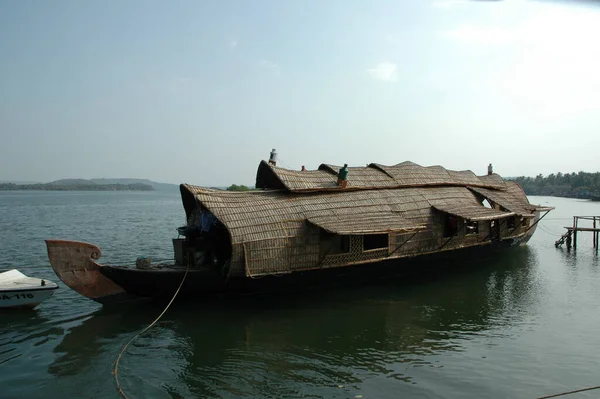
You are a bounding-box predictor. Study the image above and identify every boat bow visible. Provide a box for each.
[45,240,126,302]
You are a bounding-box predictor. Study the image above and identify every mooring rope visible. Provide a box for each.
[112,264,190,399]
[537,224,564,236]
[537,385,600,399]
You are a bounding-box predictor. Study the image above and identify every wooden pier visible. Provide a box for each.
[555,216,600,250]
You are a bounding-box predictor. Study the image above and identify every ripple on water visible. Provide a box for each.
[2,194,600,399]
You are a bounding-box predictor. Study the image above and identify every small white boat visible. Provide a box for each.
[0,269,59,309]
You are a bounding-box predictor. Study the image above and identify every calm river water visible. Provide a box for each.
[1,191,599,399]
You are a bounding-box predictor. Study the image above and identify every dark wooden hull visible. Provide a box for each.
[92,238,523,305]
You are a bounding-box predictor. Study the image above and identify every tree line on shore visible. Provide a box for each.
[225,184,254,191]
[511,172,600,198]
[0,182,154,191]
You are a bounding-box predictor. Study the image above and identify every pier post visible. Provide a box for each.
[594,218,597,249]
[574,217,578,250]
[594,216,600,252]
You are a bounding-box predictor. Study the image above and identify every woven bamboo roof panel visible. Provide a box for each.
[504,181,555,212]
[268,168,339,191]
[478,173,507,187]
[468,186,536,217]
[307,213,426,235]
[255,160,505,192]
[180,184,529,246]
[320,164,397,188]
[431,204,516,221]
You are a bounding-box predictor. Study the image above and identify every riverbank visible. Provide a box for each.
[511,173,600,200]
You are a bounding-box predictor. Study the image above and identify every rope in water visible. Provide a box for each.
[112,264,190,399]
[537,385,600,399]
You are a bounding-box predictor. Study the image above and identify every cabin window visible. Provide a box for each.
[444,215,459,237]
[466,220,479,235]
[364,234,389,251]
[507,216,516,230]
[521,218,529,227]
[339,235,350,253]
[319,230,350,256]
[490,219,500,241]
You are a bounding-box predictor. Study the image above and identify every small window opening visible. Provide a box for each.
[521,218,529,227]
[320,230,350,256]
[444,215,459,238]
[482,198,493,209]
[364,234,389,250]
[339,235,350,253]
[507,217,516,230]
[466,220,479,235]
[490,219,500,241]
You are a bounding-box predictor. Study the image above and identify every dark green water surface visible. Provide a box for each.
[1,191,599,399]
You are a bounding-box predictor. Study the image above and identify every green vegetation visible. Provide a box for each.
[88,178,177,191]
[226,184,254,191]
[511,172,600,198]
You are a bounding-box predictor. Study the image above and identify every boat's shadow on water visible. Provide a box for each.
[48,247,538,397]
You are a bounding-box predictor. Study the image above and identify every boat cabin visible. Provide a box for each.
[174,160,546,279]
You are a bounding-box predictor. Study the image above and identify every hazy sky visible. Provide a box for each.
[1,0,599,185]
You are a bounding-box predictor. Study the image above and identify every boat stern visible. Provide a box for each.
[45,239,126,303]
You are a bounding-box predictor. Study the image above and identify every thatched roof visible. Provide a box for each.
[469,184,538,217]
[181,186,437,244]
[307,214,425,235]
[180,181,532,246]
[431,204,515,222]
[256,160,506,192]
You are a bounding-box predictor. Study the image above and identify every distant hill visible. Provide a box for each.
[89,178,179,191]
[0,180,42,184]
[51,178,98,186]
[0,178,205,192]
[0,178,155,192]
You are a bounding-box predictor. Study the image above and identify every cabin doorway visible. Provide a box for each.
[490,220,500,242]
[206,225,232,271]
[444,215,459,238]
[181,207,232,273]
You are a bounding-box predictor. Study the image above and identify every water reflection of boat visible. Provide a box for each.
[48,247,536,396]
[49,303,160,377]
[44,155,552,305]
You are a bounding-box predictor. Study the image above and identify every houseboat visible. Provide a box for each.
[45,154,552,304]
